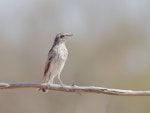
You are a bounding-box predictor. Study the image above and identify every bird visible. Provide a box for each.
[38,33,73,92]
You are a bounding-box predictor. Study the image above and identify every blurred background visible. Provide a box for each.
[0,0,150,113]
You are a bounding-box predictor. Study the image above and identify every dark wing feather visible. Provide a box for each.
[43,50,53,76]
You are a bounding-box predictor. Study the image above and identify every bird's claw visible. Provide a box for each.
[72,84,77,87]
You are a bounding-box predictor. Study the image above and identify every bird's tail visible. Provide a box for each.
[38,74,50,93]
[37,88,47,93]
[37,80,48,93]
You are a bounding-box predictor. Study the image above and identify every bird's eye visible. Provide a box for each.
[60,35,64,38]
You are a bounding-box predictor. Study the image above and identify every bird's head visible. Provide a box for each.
[54,33,73,44]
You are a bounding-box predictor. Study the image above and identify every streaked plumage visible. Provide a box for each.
[38,33,72,92]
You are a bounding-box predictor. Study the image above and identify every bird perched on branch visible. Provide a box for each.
[38,33,73,92]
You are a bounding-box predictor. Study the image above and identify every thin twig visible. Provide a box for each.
[0,82,150,96]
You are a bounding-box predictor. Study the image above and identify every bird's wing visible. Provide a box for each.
[43,49,54,76]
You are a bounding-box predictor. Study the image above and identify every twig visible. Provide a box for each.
[0,82,150,96]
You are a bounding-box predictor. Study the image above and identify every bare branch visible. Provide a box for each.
[0,82,150,96]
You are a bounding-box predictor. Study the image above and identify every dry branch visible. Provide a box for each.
[0,82,150,96]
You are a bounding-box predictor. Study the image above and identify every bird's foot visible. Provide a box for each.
[47,83,53,88]
[60,83,65,87]
[41,83,51,88]
[38,83,49,92]
[72,84,77,87]
[42,83,48,86]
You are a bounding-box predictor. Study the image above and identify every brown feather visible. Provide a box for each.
[44,56,52,75]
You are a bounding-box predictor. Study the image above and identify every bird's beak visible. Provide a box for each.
[63,33,73,37]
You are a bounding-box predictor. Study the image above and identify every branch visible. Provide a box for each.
[0,82,150,96]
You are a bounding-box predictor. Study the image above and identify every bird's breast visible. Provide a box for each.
[55,44,68,63]
[49,44,68,75]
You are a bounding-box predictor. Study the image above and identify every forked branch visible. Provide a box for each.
[0,82,150,96]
